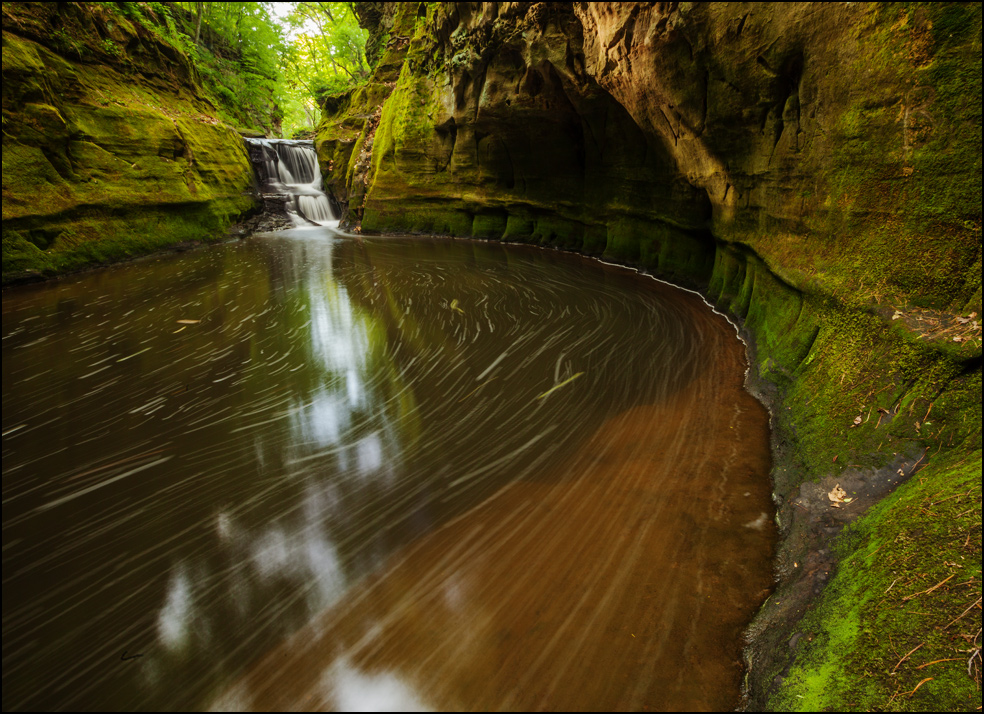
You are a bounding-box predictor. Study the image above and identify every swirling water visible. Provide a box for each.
[2,230,775,711]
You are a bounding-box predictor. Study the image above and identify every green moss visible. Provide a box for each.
[531,215,583,249]
[776,452,982,711]
[471,211,507,239]
[709,243,980,486]
[2,27,256,283]
[2,229,51,274]
[363,201,474,237]
[503,213,536,241]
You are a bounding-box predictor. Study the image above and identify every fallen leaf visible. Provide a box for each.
[892,310,903,320]
[828,484,848,503]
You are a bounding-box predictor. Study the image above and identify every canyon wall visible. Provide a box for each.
[1,3,256,282]
[318,3,982,709]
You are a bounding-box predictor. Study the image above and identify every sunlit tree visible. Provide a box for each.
[279,2,369,135]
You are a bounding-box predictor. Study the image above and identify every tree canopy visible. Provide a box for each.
[279,2,370,135]
[166,2,369,137]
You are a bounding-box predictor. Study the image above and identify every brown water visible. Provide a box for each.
[2,230,775,711]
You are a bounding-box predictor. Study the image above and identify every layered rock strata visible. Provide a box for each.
[1,3,256,282]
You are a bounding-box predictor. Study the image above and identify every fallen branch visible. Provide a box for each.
[910,449,928,473]
[921,402,934,423]
[930,487,979,507]
[907,677,933,697]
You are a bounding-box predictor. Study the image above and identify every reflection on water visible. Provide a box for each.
[2,230,774,711]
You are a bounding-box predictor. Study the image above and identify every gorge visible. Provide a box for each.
[2,2,982,711]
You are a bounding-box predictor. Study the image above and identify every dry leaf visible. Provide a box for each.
[828,484,854,505]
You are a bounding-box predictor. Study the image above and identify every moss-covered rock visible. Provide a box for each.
[1,4,256,283]
[578,2,982,315]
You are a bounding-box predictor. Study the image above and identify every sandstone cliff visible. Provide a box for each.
[1,3,256,282]
[318,3,982,709]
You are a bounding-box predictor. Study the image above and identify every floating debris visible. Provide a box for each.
[536,372,584,400]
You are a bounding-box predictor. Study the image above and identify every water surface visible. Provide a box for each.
[2,230,774,710]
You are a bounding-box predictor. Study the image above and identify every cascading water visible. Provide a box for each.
[245,138,337,227]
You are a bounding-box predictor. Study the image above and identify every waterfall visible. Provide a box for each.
[245,138,337,227]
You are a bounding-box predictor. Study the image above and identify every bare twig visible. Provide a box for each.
[922,402,934,423]
[930,487,978,507]
[944,597,982,629]
[902,574,956,602]
[906,677,933,697]
[892,642,924,673]
[910,450,928,473]
[914,658,962,670]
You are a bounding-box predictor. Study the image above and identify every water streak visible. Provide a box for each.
[2,233,774,710]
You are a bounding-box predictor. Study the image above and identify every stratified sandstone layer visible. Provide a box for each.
[2,3,256,282]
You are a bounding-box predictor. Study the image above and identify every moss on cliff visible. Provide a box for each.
[710,243,981,710]
[1,4,256,283]
[773,447,982,711]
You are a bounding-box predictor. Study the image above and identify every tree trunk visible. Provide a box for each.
[194,1,203,46]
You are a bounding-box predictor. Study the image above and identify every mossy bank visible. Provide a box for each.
[320,3,982,709]
[1,3,257,283]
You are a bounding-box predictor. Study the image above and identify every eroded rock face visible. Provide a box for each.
[319,2,716,285]
[575,2,981,310]
[2,3,256,282]
[321,2,980,311]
